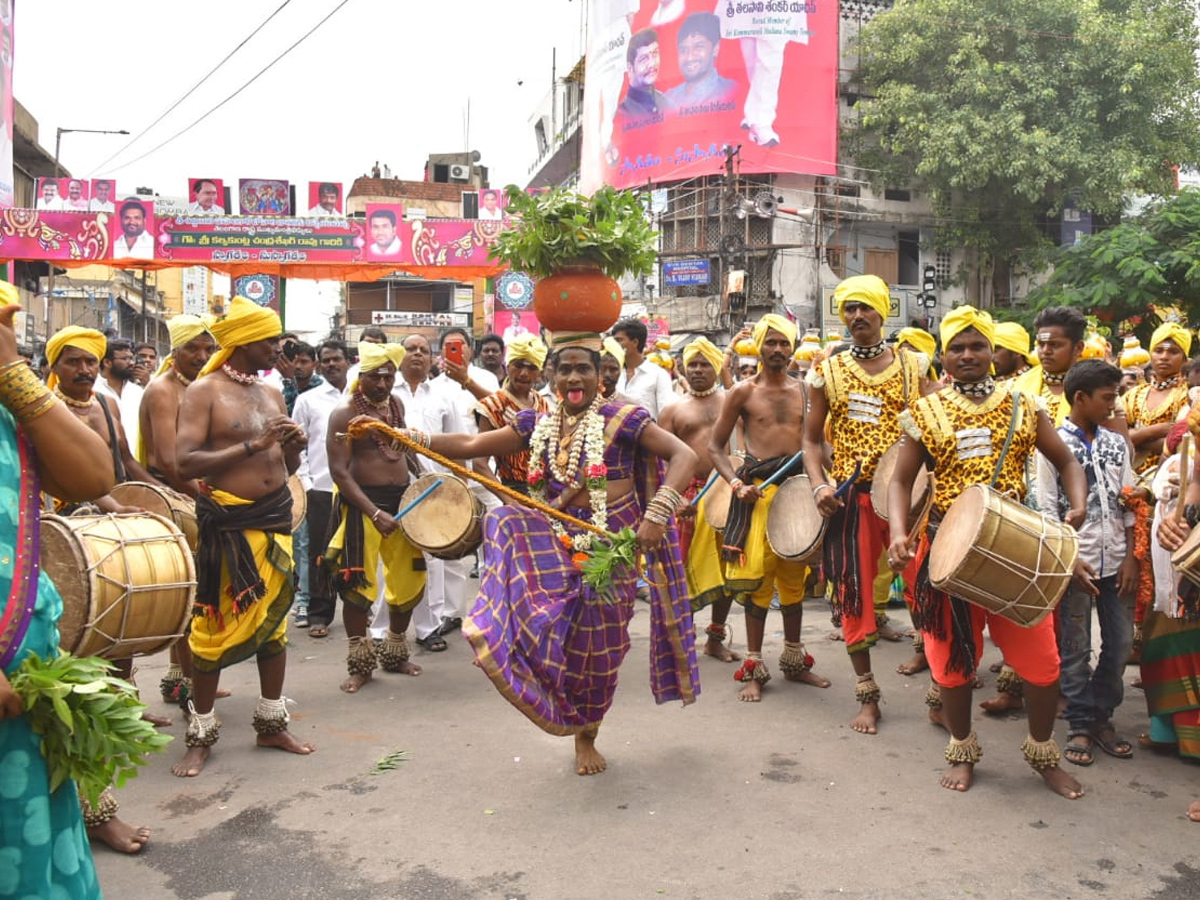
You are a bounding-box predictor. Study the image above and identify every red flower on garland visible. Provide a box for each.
[571,552,589,570]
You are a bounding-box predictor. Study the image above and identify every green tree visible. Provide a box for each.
[848,0,1200,302]
[1026,188,1200,340]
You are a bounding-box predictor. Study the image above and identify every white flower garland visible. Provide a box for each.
[528,395,608,551]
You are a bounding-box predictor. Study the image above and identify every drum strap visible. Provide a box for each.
[96,394,127,484]
[988,391,1022,490]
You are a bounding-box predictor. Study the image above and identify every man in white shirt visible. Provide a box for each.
[478,189,504,221]
[502,311,530,346]
[186,178,226,215]
[612,317,675,417]
[292,340,350,637]
[89,179,115,213]
[36,179,63,211]
[63,179,89,210]
[307,182,341,217]
[368,209,402,256]
[112,199,155,259]
[93,337,145,454]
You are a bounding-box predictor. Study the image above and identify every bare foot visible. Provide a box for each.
[940,762,974,792]
[256,730,316,755]
[574,731,606,775]
[385,660,422,676]
[88,816,150,853]
[171,745,210,778]
[850,701,881,734]
[988,661,1004,673]
[827,628,844,642]
[737,680,762,702]
[1131,677,1144,690]
[979,692,1023,715]
[896,653,929,676]
[704,637,741,663]
[1038,765,1084,799]
[1056,696,1067,719]
[928,706,949,732]
[340,672,372,694]
[216,688,232,699]
[784,668,832,688]
[877,621,904,642]
[142,711,173,728]
[1188,801,1200,822]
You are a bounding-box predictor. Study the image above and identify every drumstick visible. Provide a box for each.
[689,470,722,506]
[906,472,935,550]
[832,458,864,499]
[1174,435,1191,523]
[393,478,444,521]
[759,448,806,490]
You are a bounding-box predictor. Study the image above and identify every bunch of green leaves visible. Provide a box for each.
[10,651,173,806]
[580,528,639,603]
[489,185,658,280]
[368,749,410,776]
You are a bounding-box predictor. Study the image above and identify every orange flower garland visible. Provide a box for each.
[1121,486,1154,623]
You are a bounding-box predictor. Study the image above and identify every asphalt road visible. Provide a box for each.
[92,598,1199,900]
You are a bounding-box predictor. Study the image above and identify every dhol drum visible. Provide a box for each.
[288,474,308,532]
[928,484,1078,627]
[703,455,744,533]
[1171,526,1200,589]
[109,481,198,551]
[766,474,826,564]
[870,442,932,528]
[398,473,484,560]
[42,512,196,659]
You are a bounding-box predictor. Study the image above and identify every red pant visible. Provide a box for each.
[824,486,888,654]
[923,601,1059,689]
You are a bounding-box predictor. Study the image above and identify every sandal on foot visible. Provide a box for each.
[308,623,330,638]
[416,633,448,652]
[1064,733,1095,767]
[1091,724,1134,759]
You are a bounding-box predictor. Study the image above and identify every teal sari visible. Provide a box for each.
[0,407,101,900]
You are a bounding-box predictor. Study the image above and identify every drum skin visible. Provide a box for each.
[928,485,1078,627]
[288,474,307,532]
[703,456,744,533]
[43,512,195,659]
[1171,525,1200,588]
[870,442,931,526]
[398,473,484,560]
[110,481,198,551]
[766,474,826,564]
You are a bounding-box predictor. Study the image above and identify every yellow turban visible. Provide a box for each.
[1150,322,1193,357]
[506,334,547,370]
[682,336,724,373]
[834,274,890,323]
[992,321,1036,365]
[1119,336,1150,369]
[350,341,406,393]
[0,281,18,307]
[895,327,936,360]
[46,326,107,391]
[752,314,798,355]
[940,305,994,350]
[601,336,625,370]
[154,314,213,378]
[200,296,283,378]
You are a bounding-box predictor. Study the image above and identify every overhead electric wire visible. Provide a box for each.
[91,0,295,174]
[99,0,355,176]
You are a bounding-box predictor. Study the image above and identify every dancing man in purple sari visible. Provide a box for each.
[388,337,701,775]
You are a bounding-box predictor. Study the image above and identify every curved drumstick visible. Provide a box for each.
[759,448,806,490]
[689,470,722,506]
[832,457,863,499]
[393,478,444,521]
[1174,435,1191,524]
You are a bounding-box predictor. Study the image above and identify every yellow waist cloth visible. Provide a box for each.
[724,482,808,608]
[687,495,729,611]
[325,498,427,613]
[189,488,293,672]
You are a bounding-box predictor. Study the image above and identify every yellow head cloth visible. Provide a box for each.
[0,281,19,307]
[351,340,406,393]
[752,314,798,355]
[1150,322,1193,357]
[940,305,994,350]
[199,296,283,378]
[1119,335,1150,369]
[682,336,723,373]
[895,327,936,360]
[834,274,890,324]
[993,321,1038,366]
[154,315,212,378]
[46,326,107,391]
[601,336,625,370]
[506,334,547,370]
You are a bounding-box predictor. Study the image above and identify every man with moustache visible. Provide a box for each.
[659,336,740,663]
[171,297,315,778]
[477,333,507,384]
[664,12,736,108]
[477,335,551,495]
[112,199,155,259]
[325,342,427,692]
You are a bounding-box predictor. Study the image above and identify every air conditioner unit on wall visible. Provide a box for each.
[449,164,471,181]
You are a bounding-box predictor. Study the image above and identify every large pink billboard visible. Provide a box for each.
[580,0,838,192]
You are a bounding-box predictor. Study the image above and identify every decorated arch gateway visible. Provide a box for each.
[0,207,507,281]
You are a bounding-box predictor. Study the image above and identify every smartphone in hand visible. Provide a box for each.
[444,342,465,367]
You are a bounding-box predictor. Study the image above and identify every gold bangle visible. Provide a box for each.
[0,364,51,417]
[15,394,56,425]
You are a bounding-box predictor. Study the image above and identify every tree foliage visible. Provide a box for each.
[1027,189,1200,340]
[849,0,1200,278]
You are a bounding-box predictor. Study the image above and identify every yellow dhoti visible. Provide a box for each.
[686,494,729,612]
[325,491,426,613]
[724,482,808,609]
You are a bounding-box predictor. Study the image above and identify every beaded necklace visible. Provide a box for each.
[221,363,260,386]
[689,382,720,398]
[528,394,607,551]
[53,386,95,409]
[951,377,995,399]
[172,366,193,387]
[849,341,886,360]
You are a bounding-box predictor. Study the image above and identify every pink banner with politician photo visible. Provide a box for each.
[239,178,291,216]
[580,0,838,192]
[306,181,343,217]
[0,0,14,208]
[109,198,156,261]
[186,177,228,216]
[364,203,405,260]
[35,177,92,212]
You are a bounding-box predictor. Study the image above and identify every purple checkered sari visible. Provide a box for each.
[464,402,701,735]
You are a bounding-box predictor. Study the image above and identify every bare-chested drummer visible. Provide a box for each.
[325,342,427,693]
[173,296,315,777]
[659,336,740,663]
[708,314,830,701]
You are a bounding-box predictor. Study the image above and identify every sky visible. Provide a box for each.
[14,0,587,334]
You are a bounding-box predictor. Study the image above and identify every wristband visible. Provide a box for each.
[813,483,834,498]
[730,478,745,491]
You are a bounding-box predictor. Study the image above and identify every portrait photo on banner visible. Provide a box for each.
[579,0,837,192]
[110,198,157,261]
[364,202,405,259]
[306,181,343,217]
[35,176,90,211]
[186,177,227,216]
[88,178,116,213]
[239,178,291,216]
